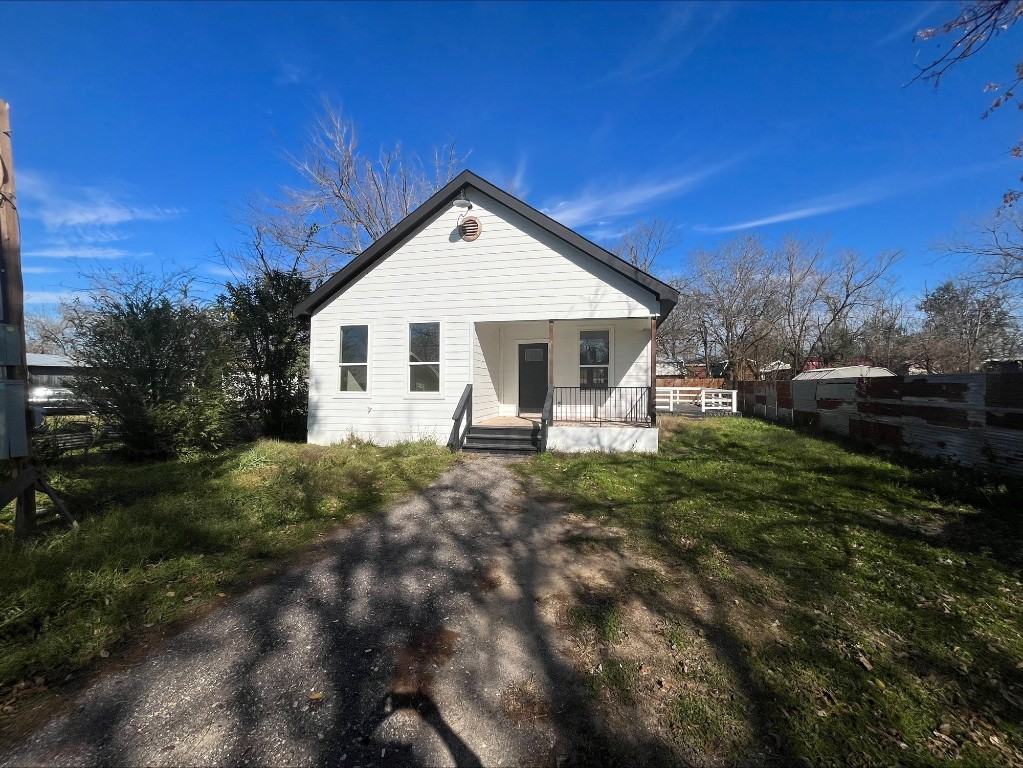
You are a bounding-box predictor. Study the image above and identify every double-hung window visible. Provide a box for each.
[579,330,610,389]
[339,325,368,392]
[409,322,441,392]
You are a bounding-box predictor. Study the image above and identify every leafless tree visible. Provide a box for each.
[667,234,901,379]
[608,218,681,273]
[258,102,464,279]
[654,277,710,376]
[684,235,784,379]
[776,237,901,372]
[912,277,1022,372]
[941,210,1023,296]
[856,295,912,370]
[915,1,1023,206]
[25,309,74,355]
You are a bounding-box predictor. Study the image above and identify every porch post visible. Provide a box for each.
[649,317,657,425]
[548,319,555,387]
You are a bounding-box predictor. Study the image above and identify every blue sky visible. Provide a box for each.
[2,1,1019,307]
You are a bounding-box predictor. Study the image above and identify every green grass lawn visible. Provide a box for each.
[526,416,1023,766]
[0,439,454,729]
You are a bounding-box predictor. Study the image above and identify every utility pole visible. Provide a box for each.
[0,100,75,535]
[0,99,36,535]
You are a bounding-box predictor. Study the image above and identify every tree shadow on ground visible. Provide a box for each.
[0,458,696,767]
[525,421,1023,765]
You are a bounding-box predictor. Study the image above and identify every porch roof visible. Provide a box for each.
[293,170,679,321]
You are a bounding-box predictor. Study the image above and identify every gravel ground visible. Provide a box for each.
[1,457,588,768]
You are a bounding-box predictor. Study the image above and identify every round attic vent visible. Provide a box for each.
[459,215,482,242]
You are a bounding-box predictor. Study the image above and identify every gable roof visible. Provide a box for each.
[293,170,679,320]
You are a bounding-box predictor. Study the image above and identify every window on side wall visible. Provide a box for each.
[409,322,441,392]
[339,325,369,392]
[579,330,610,389]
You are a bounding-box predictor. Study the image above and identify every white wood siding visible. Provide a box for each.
[472,323,500,422]
[308,189,659,445]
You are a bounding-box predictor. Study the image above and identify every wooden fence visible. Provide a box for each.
[656,376,726,389]
[737,373,1023,478]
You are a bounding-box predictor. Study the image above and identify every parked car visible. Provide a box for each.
[29,386,89,412]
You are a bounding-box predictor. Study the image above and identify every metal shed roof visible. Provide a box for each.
[792,365,896,381]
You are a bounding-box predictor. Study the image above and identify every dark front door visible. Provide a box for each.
[518,343,548,413]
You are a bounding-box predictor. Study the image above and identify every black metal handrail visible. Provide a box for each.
[551,386,652,425]
[539,385,554,452]
[448,383,472,451]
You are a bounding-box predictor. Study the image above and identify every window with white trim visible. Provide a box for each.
[579,330,610,389]
[409,322,441,392]
[339,325,368,392]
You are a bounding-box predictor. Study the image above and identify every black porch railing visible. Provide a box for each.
[448,383,472,451]
[551,386,653,425]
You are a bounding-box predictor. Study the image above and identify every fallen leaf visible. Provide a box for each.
[217,592,227,598]
[183,596,194,603]
[99,650,109,659]
[166,591,176,598]
[309,691,325,701]
[857,654,873,672]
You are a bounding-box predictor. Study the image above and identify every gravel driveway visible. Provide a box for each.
[1,457,599,768]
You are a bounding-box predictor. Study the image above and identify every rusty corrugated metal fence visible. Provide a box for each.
[737,373,1023,478]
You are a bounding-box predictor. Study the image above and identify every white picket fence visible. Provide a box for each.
[655,387,738,414]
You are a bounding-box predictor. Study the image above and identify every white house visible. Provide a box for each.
[294,170,679,454]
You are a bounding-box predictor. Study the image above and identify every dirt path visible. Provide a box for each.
[1,457,641,768]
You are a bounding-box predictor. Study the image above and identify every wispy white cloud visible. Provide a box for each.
[19,170,180,230]
[274,60,307,86]
[23,244,149,259]
[585,223,629,243]
[22,266,64,274]
[601,3,731,84]
[698,164,991,234]
[25,290,85,306]
[698,180,898,234]
[877,2,945,46]
[543,161,735,229]
[205,264,238,278]
[17,170,178,262]
[512,156,528,198]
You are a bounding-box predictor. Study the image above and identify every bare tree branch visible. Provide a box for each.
[256,101,465,279]
[608,218,681,273]
[913,1,1023,206]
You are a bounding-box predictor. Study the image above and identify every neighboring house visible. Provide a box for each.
[294,170,679,453]
[758,360,793,380]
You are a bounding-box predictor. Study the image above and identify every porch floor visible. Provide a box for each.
[477,417,540,427]
[476,417,654,428]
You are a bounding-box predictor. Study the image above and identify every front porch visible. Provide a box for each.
[453,317,660,453]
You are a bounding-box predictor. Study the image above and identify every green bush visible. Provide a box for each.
[150,389,243,457]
